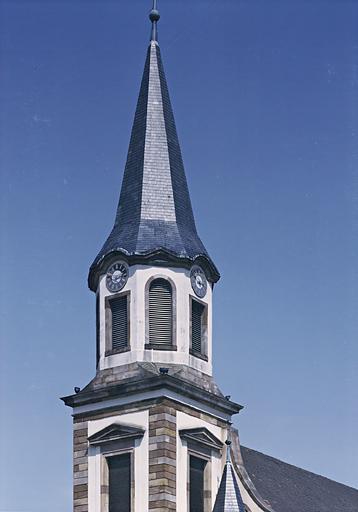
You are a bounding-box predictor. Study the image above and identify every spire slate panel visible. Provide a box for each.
[89,41,219,290]
[213,454,246,512]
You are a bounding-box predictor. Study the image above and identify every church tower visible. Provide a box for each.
[62,3,247,511]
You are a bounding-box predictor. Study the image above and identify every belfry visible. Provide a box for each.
[62,3,358,512]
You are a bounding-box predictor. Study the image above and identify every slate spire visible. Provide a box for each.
[88,3,219,290]
[212,440,246,512]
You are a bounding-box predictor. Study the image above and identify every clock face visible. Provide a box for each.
[190,266,207,298]
[106,261,129,293]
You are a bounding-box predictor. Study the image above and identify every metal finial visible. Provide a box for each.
[225,422,233,463]
[149,0,160,42]
[225,439,232,463]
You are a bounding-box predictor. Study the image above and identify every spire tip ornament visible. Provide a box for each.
[225,439,232,463]
[213,430,246,511]
[149,0,160,42]
[226,423,233,463]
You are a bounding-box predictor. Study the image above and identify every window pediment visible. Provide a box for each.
[179,427,223,452]
[88,423,145,445]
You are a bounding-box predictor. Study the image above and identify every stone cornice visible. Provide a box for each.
[61,374,242,417]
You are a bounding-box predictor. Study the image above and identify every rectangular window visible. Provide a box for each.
[190,455,206,512]
[191,299,206,355]
[108,294,129,352]
[108,453,131,512]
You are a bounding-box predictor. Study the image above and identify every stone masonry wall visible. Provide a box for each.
[70,397,229,512]
[148,400,177,511]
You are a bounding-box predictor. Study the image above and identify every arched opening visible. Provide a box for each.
[148,278,173,346]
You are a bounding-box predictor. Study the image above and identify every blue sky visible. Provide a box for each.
[0,0,357,510]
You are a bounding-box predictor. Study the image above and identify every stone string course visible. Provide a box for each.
[74,396,228,428]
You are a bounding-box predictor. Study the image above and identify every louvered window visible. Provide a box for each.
[108,453,131,512]
[149,278,173,345]
[189,456,206,512]
[191,300,205,354]
[109,295,129,351]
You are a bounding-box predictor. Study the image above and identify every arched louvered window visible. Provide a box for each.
[148,278,173,346]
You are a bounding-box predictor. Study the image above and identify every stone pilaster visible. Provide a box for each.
[148,400,177,511]
[73,419,89,512]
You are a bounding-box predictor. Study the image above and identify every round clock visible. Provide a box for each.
[106,261,129,293]
[190,266,207,298]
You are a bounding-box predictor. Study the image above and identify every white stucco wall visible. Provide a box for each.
[97,264,213,375]
[176,411,266,512]
[88,410,148,512]
[86,406,264,512]
[88,263,266,512]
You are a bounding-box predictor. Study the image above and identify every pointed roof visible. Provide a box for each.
[88,8,219,290]
[213,442,246,512]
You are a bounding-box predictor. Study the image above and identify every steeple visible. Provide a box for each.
[213,439,246,512]
[63,7,245,512]
[88,1,219,291]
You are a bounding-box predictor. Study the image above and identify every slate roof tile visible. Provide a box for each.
[241,446,358,512]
